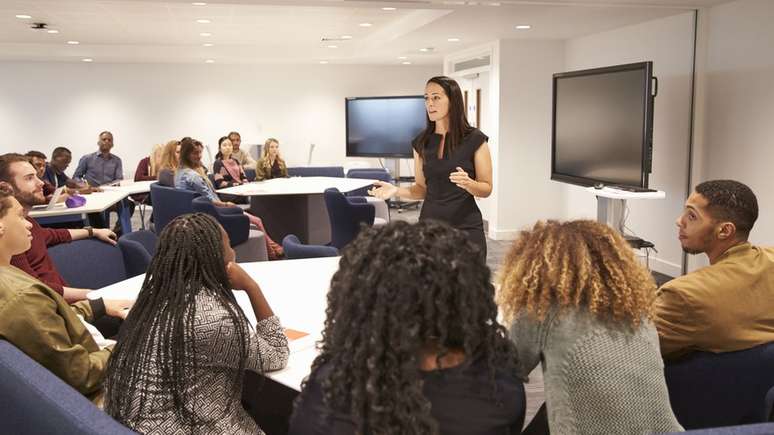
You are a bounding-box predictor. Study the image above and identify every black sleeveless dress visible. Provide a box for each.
[413,128,488,259]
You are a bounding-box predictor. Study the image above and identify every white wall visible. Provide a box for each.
[562,12,697,277]
[0,62,440,175]
[699,0,774,256]
[494,39,566,238]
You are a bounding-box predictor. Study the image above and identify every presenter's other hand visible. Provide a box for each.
[104,299,134,319]
[368,181,398,200]
[94,228,118,245]
[450,167,473,192]
[226,261,256,291]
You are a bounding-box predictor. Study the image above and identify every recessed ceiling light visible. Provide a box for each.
[319,60,329,64]
[419,47,433,52]
[67,40,80,45]
[515,25,531,30]
[401,61,412,65]
[196,19,211,24]
[205,59,214,63]
[397,56,407,60]
[47,29,59,34]
[359,22,372,27]
[327,45,338,49]
[192,2,207,5]
[382,7,397,11]
[447,37,460,42]
[82,58,93,62]
[15,14,32,19]
[203,43,214,47]
[200,32,212,37]
[488,2,502,5]
[341,35,352,40]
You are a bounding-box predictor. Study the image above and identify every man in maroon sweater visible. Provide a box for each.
[0,154,117,302]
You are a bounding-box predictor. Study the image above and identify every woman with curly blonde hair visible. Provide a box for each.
[497,220,681,435]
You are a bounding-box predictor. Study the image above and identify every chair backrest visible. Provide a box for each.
[346,168,392,197]
[244,168,257,182]
[659,423,774,434]
[118,230,158,278]
[191,197,249,246]
[323,188,375,249]
[665,342,774,429]
[48,239,127,289]
[282,234,339,259]
[287,166,345,178]
[149,182,199,234]
[0,340,135,435]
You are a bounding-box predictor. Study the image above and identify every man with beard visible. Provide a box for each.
[0,153,117,302]
[654,179,774,360]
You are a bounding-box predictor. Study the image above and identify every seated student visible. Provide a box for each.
[228,131,256,170]
[43,146,88,190]
[132,143,163,205]
[0,183,132,405]
[105,213,288,434]
[156,139,181,186]
[255,137,288,181]
[174,138,284,259]
[1,153,117,302]
[213,137,248,188]
[654,179,774,360]
[73,131,124,187]
[290,220,525,435]
[497,220,682,435]
[26,150,64,202]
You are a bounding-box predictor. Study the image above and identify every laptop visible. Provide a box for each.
[31,186,67,210]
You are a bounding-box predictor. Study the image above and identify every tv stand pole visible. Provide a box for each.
[389,158,420,213]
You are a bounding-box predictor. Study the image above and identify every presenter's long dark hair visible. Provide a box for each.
[306,220,519,435]
[412,75,474,158]
[105,213,252,430]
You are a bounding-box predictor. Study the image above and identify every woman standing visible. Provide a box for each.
[255,138,288,181]
[497,220,682,435]
[105,213,288,434]
[369,76,492,258]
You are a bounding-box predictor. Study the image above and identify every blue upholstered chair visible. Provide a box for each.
[323,188,375,249]
[346,168,392,197]
[191,197,268,262]
[659,423,774,434]
[0,340,135,435]
[282,234,339,259]
[287,166,345,178]
[118,230,158,278]
[48,239,127,289]
[149,183,200,235]
[665,342,774,429]
[244,168,257,182]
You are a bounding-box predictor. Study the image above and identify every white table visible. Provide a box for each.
[217,177,375,244]
[91,256,338,391]
[100,180,154,196]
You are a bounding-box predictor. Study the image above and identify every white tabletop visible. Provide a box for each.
[91,256,339,391]
[585,186,666,200]
[100,180,155,196]
[28,190,129,218]
[217,176,374,197]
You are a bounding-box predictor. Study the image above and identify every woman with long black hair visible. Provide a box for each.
[105,213,289,434]
[289,220,525,435]
[369,76,493,259]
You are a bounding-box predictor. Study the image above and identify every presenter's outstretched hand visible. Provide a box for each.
[368,180,398,200]
[450,167,473,192]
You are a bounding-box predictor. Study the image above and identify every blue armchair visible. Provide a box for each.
[665,342,774,429]
[323,188,375,249]
[149,183,200,235]
[191,197,268,262]
[346,168,392,198]
[282,234,339,259]
[48,239,127,289]
[0,340,135,435]
[118,230,158,278]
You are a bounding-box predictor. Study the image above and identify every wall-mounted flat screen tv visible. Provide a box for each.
[551,61,656,189]
[346,96,426,158]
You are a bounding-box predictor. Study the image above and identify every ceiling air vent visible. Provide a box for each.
[453,55,490,73]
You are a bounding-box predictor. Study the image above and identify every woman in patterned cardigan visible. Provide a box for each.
[104,213,289,434]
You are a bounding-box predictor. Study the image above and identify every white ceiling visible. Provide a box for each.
[0,0,731,65]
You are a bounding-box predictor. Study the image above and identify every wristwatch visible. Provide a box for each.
[84,226,94,238]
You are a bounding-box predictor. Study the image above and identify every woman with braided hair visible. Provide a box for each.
[497,220,681,435]
[289,220,525,435]
[104,213,289,434]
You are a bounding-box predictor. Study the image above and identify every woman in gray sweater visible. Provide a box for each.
[497,220,682,435]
